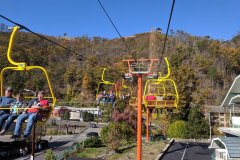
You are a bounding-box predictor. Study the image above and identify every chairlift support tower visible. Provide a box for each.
[123,58,159,160]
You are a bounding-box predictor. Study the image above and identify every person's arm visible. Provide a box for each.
[1,98,16,107]
[0,97,2,106]
[22,98,37,113]
[27,98,37,108]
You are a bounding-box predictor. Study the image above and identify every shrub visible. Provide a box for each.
[82,111,94,122]
[100,122,134,151]
[45,149,56,160]
[84,137,103,148]
[167,120,188,138]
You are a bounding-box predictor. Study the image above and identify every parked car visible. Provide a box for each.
[90,124,98,128]
[86,132,99,138]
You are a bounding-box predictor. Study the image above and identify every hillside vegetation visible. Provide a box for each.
[1,30,240,110]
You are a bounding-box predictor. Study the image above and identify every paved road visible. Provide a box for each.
[11,123,106,160]
[162,141,214,160]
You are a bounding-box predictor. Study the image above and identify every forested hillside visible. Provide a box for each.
[1,30,240,110]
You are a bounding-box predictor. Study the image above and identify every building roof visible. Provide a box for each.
[204,105,240,113]
[218,127,240,137]
[210,137,240,158]
[221,75,240,107]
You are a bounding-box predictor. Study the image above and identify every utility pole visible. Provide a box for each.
[208,112,211,141]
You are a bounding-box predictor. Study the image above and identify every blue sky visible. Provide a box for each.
[1,0,240,40]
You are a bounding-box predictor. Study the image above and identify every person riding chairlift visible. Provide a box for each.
[97,90,108,106]
[12,91,49,138]
[0,93,27,135]
[0,87,16,132]
[106,90,115,107]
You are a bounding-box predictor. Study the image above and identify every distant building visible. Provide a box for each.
[204,105,240,127]
[70,111,81,120]
[70,108,100,121]
[150,27,162,33]
[51,108,60,117]
[51,106,100,121]
[51,106,70,117]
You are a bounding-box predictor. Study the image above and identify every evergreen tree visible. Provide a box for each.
[187,107,209,138]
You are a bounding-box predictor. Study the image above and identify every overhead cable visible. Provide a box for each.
[159,0,176,63]
[0,15,126,77]
[97,0,132,53]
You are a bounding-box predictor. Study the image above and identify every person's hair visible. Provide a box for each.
[37,91,44,95]
[16,93,24,97]
[5,87,13,93]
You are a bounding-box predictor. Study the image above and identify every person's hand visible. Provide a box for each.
[22,111,26,114]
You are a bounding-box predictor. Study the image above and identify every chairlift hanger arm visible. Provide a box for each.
[101,68,107,82]
[7,26,27,69]
[158,57,170,79]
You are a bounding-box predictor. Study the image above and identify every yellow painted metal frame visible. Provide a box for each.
[96,68,118,101]
[118,78,132,97]
[143,57,179,109]
[0,26,56,123]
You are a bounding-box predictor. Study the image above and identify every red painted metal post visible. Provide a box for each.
[137,75,142,160]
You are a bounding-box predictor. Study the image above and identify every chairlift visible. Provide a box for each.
[96,68,118,106]
[118,78,132,101]
[143,57,179,109]
[0,26,56,123]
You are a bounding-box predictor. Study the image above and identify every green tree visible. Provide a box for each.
[60,110,70,120]
[187,107,209,138]
[84,137,103,148]
[167,120,188,138]
[100,122,133,151]
[170,64,199,118]
[82,111,94,122]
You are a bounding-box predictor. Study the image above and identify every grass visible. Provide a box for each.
[107,141,166,160]
[76,141,168,160]
[76,147,106,158]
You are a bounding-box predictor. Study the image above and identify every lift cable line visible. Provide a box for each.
[159,0,176,64]
[0,14,126,78]
[0,15,100,66]
[97,0,134,56]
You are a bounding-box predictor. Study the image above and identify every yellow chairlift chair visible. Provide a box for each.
[0,26,57,158]
[0,26,56,123]
[96,68,118,106]
[143,57,179,109]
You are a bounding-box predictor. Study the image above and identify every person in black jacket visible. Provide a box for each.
[0,87,16,130]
